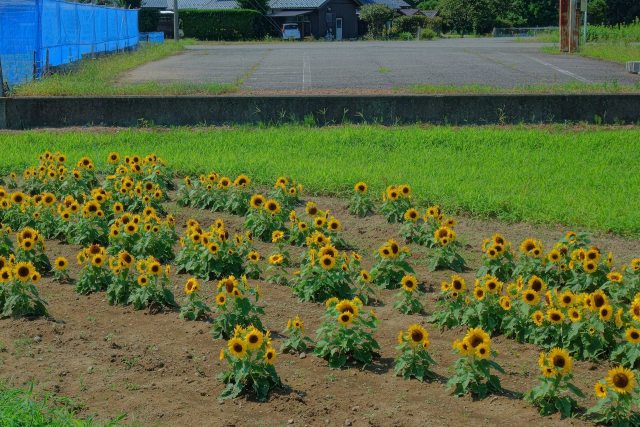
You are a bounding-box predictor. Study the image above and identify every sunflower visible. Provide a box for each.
[228,338,247,359]
[134,274,148,286]
[401,274,418,292]
[558,291,575,308]
[398,184,411,197]
[547,249,562,263]
[406,324,428,346]
[606,366,636,394]
[568,308,582,322]
[631,301,640,322]
[250,194,266,209]
[476,343,491,359]
[148,261,162,275]
[233,174,251,188]
[583,260,598,274]
[548,348,573,376]
[607,272,623,283]
[337,311,354,326]
[473,286,485,301]
[599,304,613,322]
[519,238,538,254]
[0,268,12,283]
[354,181,368,193]
[625,327,640,344]
[591,290,608,309]
[247,251,260,263]
[464,327,490,349]
[54,256,68,271]
[527,276,546,293]
[499,296,512,311]
[532,310,544,326]
[245,328,264,350]
[215,293,227,306]
[547,308,565,324]
[336,300,359,317]
[319,255,336,270]
[403,208,420,222]
[522,289,540,305]
[451,275,466,292]
[107,152,120,164]
[378,245,392,259]
[360,270,371,283]
[184,278,199,295]
[118,252,134,268]
[264,199,281,214]
[594,382,608,399]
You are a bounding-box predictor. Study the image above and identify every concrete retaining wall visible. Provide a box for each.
[2,95,640,129]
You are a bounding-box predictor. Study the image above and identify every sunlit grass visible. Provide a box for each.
[1,125,639,236]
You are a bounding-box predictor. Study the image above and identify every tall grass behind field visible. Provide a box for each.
[587,20,640,42]
[11,40,236,96]
[1,126,640,236]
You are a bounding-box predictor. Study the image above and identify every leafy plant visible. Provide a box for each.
[394,324,437,381]
[314,298,380,368]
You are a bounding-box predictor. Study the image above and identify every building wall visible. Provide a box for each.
[317,0,359,39]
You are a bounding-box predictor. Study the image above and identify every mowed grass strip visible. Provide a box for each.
[11,40,236,97]
[1,126,639,236]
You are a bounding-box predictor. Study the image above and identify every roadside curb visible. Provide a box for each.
[2,94,640,128]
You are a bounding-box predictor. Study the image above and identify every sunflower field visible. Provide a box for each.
[0,149,639,426]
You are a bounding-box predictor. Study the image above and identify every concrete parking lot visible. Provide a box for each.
[119,38,640,91]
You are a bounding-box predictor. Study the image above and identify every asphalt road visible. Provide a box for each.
[119,38,640,91]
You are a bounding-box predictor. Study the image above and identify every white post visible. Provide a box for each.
[583,4,587,43]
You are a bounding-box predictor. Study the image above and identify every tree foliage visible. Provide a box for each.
[360,4,395,38]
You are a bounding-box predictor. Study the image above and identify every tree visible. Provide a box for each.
[237,0,270,13]
[416,0,438,10]
[439,0,512,35]
[588,0,608,25]
[360,4,395,38]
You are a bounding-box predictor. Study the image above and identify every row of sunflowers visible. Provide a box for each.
[0,151,638,424]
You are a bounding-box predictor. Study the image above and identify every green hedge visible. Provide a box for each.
[139,9,161,32]
[180,9,268,40]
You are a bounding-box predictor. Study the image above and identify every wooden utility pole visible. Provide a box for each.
[173,0,179,40]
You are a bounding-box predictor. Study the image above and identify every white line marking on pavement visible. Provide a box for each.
[525,56,593,83]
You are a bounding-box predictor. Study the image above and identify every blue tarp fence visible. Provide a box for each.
[0,0,139,89]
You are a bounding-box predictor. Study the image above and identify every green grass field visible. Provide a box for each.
[0,383,120,426]
[1,125,639,236]
[11,41,236,97]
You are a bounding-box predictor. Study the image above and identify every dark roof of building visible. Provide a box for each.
[422,9,438,17]
[267,9,313,16]
[141,0,168,7]
[360,0,409,10]
[270,0,326,8]
[398,8,421,15]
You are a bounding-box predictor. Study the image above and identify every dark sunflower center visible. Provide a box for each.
[526,293,535,301]
[551,313,561,321]
[233,344,243,353]
[613,374,629,388]
[469,336,483,348]
[17,267,30,277]
[411,330,423,342]
[631,332,639,339]
[340,314,350,322]
[531,281,542,292]
[249,335,258,344]
[594,296,605,307]
[553,356,566,368]
[453,281,462,290]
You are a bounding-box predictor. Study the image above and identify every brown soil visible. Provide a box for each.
[1,193,638,427]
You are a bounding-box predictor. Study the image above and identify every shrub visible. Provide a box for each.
[398,32,413,40]
[180,9,268,41]
[421,28,437,40]
[360,4,395,38]
[393,16,442,35]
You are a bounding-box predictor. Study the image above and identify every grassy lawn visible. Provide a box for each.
[542,43,640,65]
[11,41,237,97]
[0,383,120,426]
[1,125,639,236]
